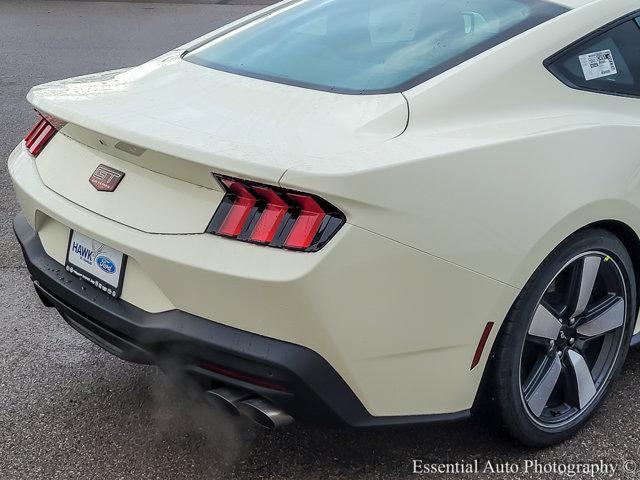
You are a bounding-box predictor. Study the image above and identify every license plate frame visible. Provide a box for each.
[65,230,127,298]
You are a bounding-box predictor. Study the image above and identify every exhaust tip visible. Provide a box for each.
[238,398,294,429]
[205,387,252,415]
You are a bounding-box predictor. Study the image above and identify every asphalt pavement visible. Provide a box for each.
[3,2,640,479]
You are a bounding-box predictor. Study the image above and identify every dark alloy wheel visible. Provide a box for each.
[521,252,626,427]
[488,229,636,446]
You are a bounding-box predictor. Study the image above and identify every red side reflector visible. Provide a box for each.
[250,186,289,244]
[24,116,59,156]
[218,179,256,237]
[284,194,326,250]
[470,322,495,370]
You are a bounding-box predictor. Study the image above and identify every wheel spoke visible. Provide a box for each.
[566,350,597,409]
[570,256,601,318]
[528,304,562,340]
[577,297,625,338]
[525,355,562,417]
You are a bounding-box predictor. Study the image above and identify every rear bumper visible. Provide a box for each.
[10,139,520,419]
[14,213,469,427]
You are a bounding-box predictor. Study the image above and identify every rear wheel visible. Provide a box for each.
[491,229,636,446]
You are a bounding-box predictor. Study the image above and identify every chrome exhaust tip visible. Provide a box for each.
[238,397,294,429]
[205,387,252,415]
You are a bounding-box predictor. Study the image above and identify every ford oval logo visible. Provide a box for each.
[96,256,116,274]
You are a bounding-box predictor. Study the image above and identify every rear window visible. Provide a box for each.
[185,0,568,94]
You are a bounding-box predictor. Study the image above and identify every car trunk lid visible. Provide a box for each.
[27,54,408,233]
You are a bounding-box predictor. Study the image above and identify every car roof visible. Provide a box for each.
[553,0,599,7]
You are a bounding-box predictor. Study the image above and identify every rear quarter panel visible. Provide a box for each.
[280,0,640,364]
[281,0,640,291]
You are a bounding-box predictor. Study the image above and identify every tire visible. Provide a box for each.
[489,228,636,447]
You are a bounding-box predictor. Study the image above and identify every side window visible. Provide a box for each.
[548,16,640,98]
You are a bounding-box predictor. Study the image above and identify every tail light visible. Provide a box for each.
[24,114,64,156]
[207,175,345,252]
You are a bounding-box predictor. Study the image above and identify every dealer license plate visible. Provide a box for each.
[65,230,127,298]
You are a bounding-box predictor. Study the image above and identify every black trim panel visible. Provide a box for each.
[13,214,470,427]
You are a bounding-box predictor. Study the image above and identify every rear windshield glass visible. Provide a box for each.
[185,0,568,94]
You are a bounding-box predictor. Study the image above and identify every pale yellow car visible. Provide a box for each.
[9,0,640,446]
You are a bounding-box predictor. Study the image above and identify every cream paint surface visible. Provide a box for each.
[10,144,517,416]
[36,135,222,234]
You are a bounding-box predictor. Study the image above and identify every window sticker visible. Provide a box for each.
[579,49,618,81]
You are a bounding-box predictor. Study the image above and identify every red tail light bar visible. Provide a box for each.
[24,114,64,156]
[207,175,345,252]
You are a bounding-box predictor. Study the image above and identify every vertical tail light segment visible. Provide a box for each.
[207,175,345,252]
[24,114,64,156]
